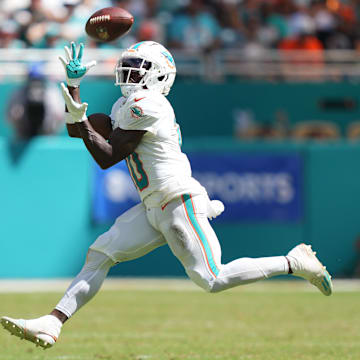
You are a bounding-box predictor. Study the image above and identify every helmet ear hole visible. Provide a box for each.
[158,75,165,81]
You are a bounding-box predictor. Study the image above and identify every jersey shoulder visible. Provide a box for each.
[111,96,126,111]
[127,89,167,104]
[110,96,126,126]
[127,90,169,115]
[124,90,173,123]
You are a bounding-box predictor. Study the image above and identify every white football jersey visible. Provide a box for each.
[110,89,206,207]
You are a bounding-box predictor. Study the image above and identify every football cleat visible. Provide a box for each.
[1,315,61,349]
[287,243,333,296]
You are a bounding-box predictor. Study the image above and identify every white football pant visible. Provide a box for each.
[56,194,288,317]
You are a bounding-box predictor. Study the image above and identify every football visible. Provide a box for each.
[85,7,134,42]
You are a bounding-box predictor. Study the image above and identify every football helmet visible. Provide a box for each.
[115,41,176,97]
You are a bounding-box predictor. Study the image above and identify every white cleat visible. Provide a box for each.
[1,315,61,349]
[287,243,333,296]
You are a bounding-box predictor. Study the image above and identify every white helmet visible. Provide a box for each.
[115,41,176,97]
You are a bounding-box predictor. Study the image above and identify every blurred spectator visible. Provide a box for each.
[233,108,286,140]
[278,8,324,72]
[347,122,360,140]
[288,3,315,37]
[211,0,246,48]
[1,0,360,51]
[292,121,340,140]
[279,30,323,52]
[310,0,337,48]
[2,0,360,142]
[11,0,77,48]
[265,1,290,42]
[138,19,165,43]
[168,0,221,52]
[7,63,64,140]
[136,0,165,44]
[242,17,267,58]
[0,20,25,48]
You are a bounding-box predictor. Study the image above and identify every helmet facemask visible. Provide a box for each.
[115,42,176,97]
[115,57,152,96]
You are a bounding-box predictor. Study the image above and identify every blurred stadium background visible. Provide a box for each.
[2,0,360,281]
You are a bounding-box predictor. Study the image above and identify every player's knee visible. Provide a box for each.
[199,280,222,294]
[188,269,224,294]
[207,282,222,293]
[84,249,115,270]
[186,268,218,293]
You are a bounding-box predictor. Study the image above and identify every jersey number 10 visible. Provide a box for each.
[126,152,149,191]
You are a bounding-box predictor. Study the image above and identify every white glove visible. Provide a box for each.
[207,199,225,220]
[60,83,88,123]
[59,42,96,88]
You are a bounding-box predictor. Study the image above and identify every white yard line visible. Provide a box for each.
[0,278,359,293]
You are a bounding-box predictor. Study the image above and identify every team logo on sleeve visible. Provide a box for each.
[130,105,144,119]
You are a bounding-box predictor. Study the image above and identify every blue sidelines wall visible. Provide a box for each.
[0,137,359,278]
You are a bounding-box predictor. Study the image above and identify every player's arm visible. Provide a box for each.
[66,86,112,139]
[68,113,112,139]
[76,121,145,169]
[61,83,145,169]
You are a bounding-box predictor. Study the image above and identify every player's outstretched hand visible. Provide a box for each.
[59,42,96,88]
[61,83,88,123]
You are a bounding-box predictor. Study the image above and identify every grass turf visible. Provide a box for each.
[0,281,360,360]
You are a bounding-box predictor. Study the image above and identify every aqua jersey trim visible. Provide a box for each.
[181,194,219,277]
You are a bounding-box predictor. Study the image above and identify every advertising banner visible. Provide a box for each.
[92,153,302,223]
[191,153,302,222]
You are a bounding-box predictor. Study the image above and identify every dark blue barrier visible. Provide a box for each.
[92,153,303,223]
[191,153,302,222]
[92,160,140,223]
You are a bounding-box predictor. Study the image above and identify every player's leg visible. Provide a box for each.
[1,202,166,349]
[54,202,166,319]
[54,250,114,320]
[1,250,113,349]
[155,194,332,295]
[152,194,288,292]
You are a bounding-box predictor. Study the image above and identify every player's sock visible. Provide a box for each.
[55,250,114,318]
[286,243,333,296]
[210,256,289,292]
[1,314,62,349]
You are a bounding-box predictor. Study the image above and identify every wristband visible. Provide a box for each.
[65,112,75,124]
[67,79,80,88]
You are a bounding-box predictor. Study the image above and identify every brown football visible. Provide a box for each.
[85,7,134,42]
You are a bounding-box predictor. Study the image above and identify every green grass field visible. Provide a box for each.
[1,280,360,360]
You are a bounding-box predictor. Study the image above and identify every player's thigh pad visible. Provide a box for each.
[153,194,222,292]
[90,203,166,263]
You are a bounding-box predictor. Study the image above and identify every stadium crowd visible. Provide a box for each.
[2,0,360,141]
[1,0,360,52]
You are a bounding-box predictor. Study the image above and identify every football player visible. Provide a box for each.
[1,41,333,349]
